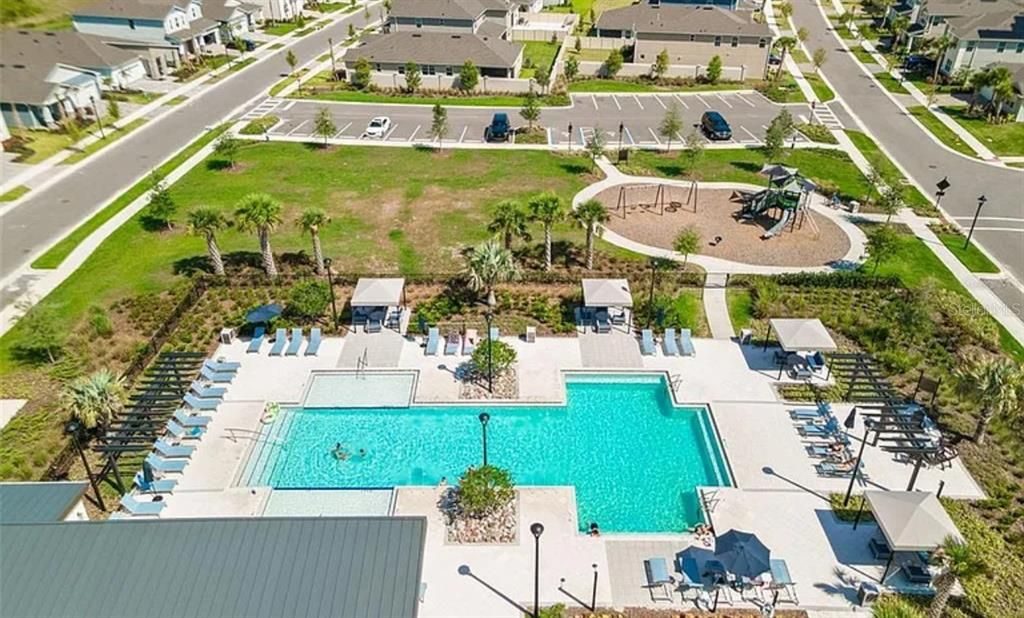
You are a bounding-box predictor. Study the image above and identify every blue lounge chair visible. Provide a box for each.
[790,407,827,420]
[901,563,932,584]
[444,333,460,355]
[489,326,499,340]
[183,393,218,411]
[145,453,187,474]
[640,329,656,355]
[807,351,826,371]
[285,328,303,355]
[643,557,674,602]
[799,417,840,437]
[869,536,893,560]
[200,365,234,384]
[806,443,847,459]
[304,327,322,356]
[153,438,195,458]
[769,559,799,605]
[190,381,226,399]
[816,460,861,477]
[663,328,679,356]
[425,327,440,356]
[166,419,205,439]
[246,326,265,354]
[678,556,705,599]
[679,328,695,356]
[268,328,288,356]
[120,494,165,516]
[204,359,240,373]
[595,315,611,333]
[134,471,177,494]
[173,409,212,427]
[463,329,478,356]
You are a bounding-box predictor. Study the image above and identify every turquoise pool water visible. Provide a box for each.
[243,373,731,532]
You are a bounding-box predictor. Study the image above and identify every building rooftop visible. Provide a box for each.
[596,4,771,37]
[946,10,1024,40]
[390,0,509,21]
[74,0,189,20]
[348,31,523,68]
[921,0,1023,16]
[0,482,88,523]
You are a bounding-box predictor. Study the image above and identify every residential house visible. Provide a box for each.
[256,0,304,23]
[386,0,513,37]
[204,0,265,40]
[650,0,740,10]
[901,0,1023,45]
[937,9,1024,75]
[1,30,147,130]
[595,4,772,75]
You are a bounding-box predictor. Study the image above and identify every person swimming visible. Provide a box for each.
[357,448,367,459]
[332,443,349,461]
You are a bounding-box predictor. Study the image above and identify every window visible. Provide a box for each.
[731,37,738,47]
[714,35,721,47]
[758,38,767,48]
[445,65,453,76]
[996,42,1006,53]
[424,65,436,75]
[398,64,405,74]
[1016,42,1023,53]
[415,18,422,27]
[689,34,695,42]
[965,40,975,51]
[374,63,381,71]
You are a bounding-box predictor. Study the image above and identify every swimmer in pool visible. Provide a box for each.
[332,443,349,461]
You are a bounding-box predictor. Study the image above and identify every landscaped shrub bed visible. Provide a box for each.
[239,116,279,134]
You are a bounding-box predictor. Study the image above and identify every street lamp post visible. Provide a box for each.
[934,176,950,211]
[842,407,869,507]
[647,259,657,328]
[530,522,545,618]
[478,412,490,466]
[90,96,106,139]
[64,420,106,511]
[618,122,624,155]
[591,563,598,612]
[485,311,494,393]
[567,123,573,153]
[323,257,338,327]
[964,194,987,250]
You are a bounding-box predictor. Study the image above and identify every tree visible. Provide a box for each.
[574,36,582,54]
[984,65,1015,119]
[464,239,519,306]
[107,98,121,122]
[764,109,795,160]
[891,15,910,54]
[673,226,701,266]
[235,193,283,277]
[588,7,596,27]
[865,223,899,275]
[284,49,298,77]
[773,37,797,81]
[352,57,372,89]
[404,61,421,92]
[573,198,610,269]
[812,47,828,73]
[564,55,580,81]
[63,369,124,431]
[287,280,332,319]
[680,130,704,177]
[584,125,606,170]
[298,207,330,274]
[534,63,551,94]
[652,48,670,79]
[528,192,566,271]
[520,89,541,130]
[877,184,905,224]
[488,199,531,249]
[430,103,449,149]
[706,55,723,84]
[459,60,479,91]
[953,354,1022,444]
[777,1,793,19]
[871,596,924,618]
[187,207,229,276]
[214,134,240,169]
[348,22,356,37]
[928,537,985,618]
[604,48,624,77]
[312,106,336,146]
[470,340,517,377]
[658,103,683,152]
[797,26,809,43]
[145,171,176,229]
[11,302,66,364]
[927,34,953,83]
[457,464,515,517]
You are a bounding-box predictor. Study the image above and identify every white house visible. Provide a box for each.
[937,9,1024,75]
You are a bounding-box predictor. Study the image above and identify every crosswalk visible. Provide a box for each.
[241,98,284,120]
[812,104,843,130]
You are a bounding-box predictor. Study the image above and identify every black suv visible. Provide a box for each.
[484,113,511,142]
[700,111,732,140]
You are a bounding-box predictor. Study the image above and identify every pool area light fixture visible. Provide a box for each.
[479,412,490,466]
[531,522,545,618]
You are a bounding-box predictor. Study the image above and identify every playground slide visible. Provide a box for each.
[762,208,792,239]
[741,190,770,218]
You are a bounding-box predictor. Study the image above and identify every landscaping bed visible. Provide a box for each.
[567,77,757,94]
[293,74,571,106]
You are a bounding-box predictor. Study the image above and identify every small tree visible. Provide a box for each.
[348,22,356,38]
[488,199,531,249]
[352,57,372,89]
[673,226,701,266]
[764,109,795,160]
[11,302,66,364]
[214,134,240,169]
[588,7,596,27]
[287,280,332,319]
[573,198,610,269]
[459,60,479,91]
[534,63,551,94]
[528,192,567,271]
[584,124,606,170]
[63,369,125,431]
[778,1,793,18]
[312,106,336,146]
[564,55,580,81]
[574,36,582,54]
[187,207,230,276]
[470,339,518,377]
[797,26,809,43]
[927,537,985,618]
[876,184,905,224]
[235,192,284,277]
[464,239,519,306]
[404,61,421,92]
[705,55,723,83]
[658,103,683,152]
[812,47,828,73]
[953,354,1023,445]
[457,464,515,518]
[865,223,899,275]
[430,103,449,150]
[604,48,624,77]
[298,207,330,274]
[107,98,121,122]
[145,171,176,229]
[652,48,670,79]
[773,37,797,82]
[284,49,298,77]
[520,90,541,131]
[680,130,704,177]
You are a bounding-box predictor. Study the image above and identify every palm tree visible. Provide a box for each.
[987,66,1015,119]
[773,37,797,81]
[967,68,994,113]
[872,595,923,618]
[62,369,125,430]
[464,240,519,307]
[890,15,910,55]
[528,192,566,271]
[235,193,284,277]
[298,208,330,275]
[927,537,984,618]
[487,199,530,250]
[953,353,1022,444]
[573,199,609,270]
[927,34,953,83]
[187,207,229,276]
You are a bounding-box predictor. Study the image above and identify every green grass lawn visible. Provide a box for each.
[725,288,754,333]
[164,95,189,106]
[906,106,977,157]
[849,46,877,65]
[0,186,31,202]
[106,90,158,105]
[936,232,1000,274]
[62,119,147,165]
[844,130,936,216]
[521,41,560,79]
[758,74,808,103]
[804,73,835,102]
[263,21,299,36]
[941,106,1024,156]
[790,49,810,64]
[869,227,966,293]
[872,72,909,94]
[9,130,76,164]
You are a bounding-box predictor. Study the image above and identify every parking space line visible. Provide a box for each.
[333,122,352,138]
[458,126,468,142]
[624,127,635,146]
[383,124,399,140]
[798,114,809,124]
[715,94,733,109]
[673,94,689,109]
[408,124,421,141]
[546,127,553,145]
[282,100,297,110]
[591,95,599,109]
[286,120,309,136]
[612,95,622,111]
[675,131,685,144]
[735,94,756,108]
[653,95,667,109]
[740,126,760,142]
[696,95,711,108]
[647,127,661,144]
[632,95,644,110]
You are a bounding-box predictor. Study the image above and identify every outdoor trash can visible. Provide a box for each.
[858,582,881,605]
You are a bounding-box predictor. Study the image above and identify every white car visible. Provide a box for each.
[365,116,391,138]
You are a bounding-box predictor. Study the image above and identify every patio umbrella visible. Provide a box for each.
[245,303,283,324]
[714,529,771,579]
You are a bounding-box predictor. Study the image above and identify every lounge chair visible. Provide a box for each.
[463,329,478,355]
[768,559,799,605]
[640,329,656,356]
[806,443,848,459]
[173,409,212,427]
[190,381,226,399]
[183,393,219,411]
[679,328,695,356]
[489,326,499,340]
[285,327,303,355]
[444,333,460,355]
[134,471,177,494]
[153,438,195,458]
[200,365,234,384]
[816,460,861,477]
[790,364,813,380]
[799,418,840,437]
[120,494,165,516]
[663,328,679,356]
[145,453,188,474]
[790,407,827,420]
[595,315,611,333]
[869,536,893,560]
[807,351,826,371]
[246,326,265,354]
[425,327,440,356]
[268,328,288,356]
[677,556,705,599]
[304,328,322,356]
[166,419,205,440]
[204,359,240,373]
[901,563,932,584]
[642,557,674,602]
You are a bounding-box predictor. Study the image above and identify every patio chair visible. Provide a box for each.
[489,326,500,341]
[798,418,840,437]
[190,381,226,400]
[173,409,212,428]
[807,351,826,372]
[285,328,303,356]
[790,403,830,420]
[869,536,893,560]
[901,563,932,584]
[806,443,848,459]
[525,326,536,343]
[677,556,705,599]
[166,419,205,440]
[120,494,165,516]
[595,314,611,333]
[134,471,177,494]
[425,327,440,356]
[463,329,478,356]
[768,558,799,605]
[640,329,656,356]
[304,328,322,356]
[663,328,679,356]
[145,453,188,474]
[643,557,675,602]
[444,332,461,355]
[268,328,288,356]
[366,319,382,334]
[200,365,234,384]
[246,326,265,354]
[204,359,240,373]
[679,328,695,356]
[183,394,219,411]
[790,364,813,380]
[153,438,195,459]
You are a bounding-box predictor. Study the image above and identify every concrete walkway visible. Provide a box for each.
[703,286,734,340]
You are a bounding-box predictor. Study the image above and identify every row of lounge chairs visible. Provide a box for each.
[642,554,798,606]
[790,403,866,479]
[424,327,501,356]
[639,328,696,357]
[247,326,322,356]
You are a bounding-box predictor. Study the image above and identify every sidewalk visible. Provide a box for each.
[703,274,734,340]
[762,0,818,103]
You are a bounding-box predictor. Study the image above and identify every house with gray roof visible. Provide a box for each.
[0,482,90,523]
[900,0,1023,55]
[926,6,1024,76]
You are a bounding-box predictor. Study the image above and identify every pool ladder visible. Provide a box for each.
[669,373,683,391]
[356,348,369,376]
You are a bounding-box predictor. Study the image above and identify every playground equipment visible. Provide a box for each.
[739,165,820,239]
[613,182,698,218]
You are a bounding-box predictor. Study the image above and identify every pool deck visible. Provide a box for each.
[129,331,983,616]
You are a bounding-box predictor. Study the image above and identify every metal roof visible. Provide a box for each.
[582,278,633,307]
[0,516,426,618]
[0,482,88,523]
[769,318,837,352]
[351,278,406,307]
[865,491,962,551]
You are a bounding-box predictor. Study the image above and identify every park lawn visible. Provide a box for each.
[935,232,1000,274]
[804,73,835,102]
[725,288,754,333]
[941,106,1024,156]
[906,106,977,157]
[869,226,967,293]
[0,186,31,202]
[568,78,756,93]
[872,72,909,94]
[843,130,936,216]
[62,118,147,165]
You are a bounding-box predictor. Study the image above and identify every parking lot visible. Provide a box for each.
[238,91,816,148]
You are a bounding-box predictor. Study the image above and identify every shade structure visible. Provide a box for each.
[865,491,963,552]
[714,529,771,579]
[759,163,798,181]
[769,318,837,352]
[245,303,283,324]
[351,278,405,307]
[582,278,633,308]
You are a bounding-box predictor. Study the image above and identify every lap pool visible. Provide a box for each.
[240,373,732,532]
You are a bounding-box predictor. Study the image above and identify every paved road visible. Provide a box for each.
[0,6,378,288]
[789,0,1024,283]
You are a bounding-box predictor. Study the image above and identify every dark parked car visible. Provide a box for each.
[485,113,511,142]
[903,54,934,73]
[700,111,732,140]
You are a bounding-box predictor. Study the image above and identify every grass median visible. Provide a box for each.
[61,119,147,165]
[906,106,977,157]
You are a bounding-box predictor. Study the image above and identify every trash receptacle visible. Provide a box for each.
[858,582,881,606]
[617,148,629,163]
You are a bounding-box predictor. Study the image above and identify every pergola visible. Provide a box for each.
[351,278,406,332]
[860,491,963,581]
[581,279,633,332]
[763,318,837,378]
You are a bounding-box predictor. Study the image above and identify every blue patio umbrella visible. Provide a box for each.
[245,303,283,324]
[714,529,771,579]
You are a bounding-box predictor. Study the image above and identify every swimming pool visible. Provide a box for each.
[241,373,731,532]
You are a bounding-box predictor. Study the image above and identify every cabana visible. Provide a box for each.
[581,278,633,333]
[351,278,406,333]
[860,491,963,586]
[763,318,837,379]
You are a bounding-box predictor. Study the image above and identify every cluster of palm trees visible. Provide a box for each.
[966,65,1018,120]
[63,369,125,431]
[186,195,330,278]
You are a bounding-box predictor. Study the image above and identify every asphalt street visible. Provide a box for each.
[789,0,1024,284]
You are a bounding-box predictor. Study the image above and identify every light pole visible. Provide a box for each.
[485,311,494,393]
[964,194,987,250]
[567,123,573,152]
[591,563,598,612]
[530,522,545,618]
[65,420,106,511]
[646,259,657,328]
[478,412,490,466]
[842,407,869,507]
[323,257,338,327]
[617,121,624,155]
[934,176,950,211]
[90,96,106,139]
